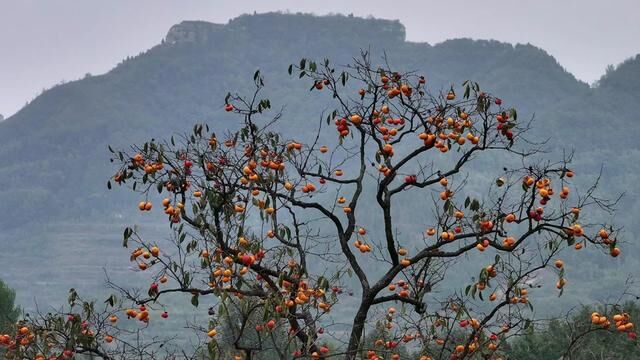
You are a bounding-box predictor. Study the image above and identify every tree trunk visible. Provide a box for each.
[345,295,373,359]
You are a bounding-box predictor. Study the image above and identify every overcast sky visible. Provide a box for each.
[1,0,639,118]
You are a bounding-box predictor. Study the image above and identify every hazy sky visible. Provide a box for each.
[1,0,639,118]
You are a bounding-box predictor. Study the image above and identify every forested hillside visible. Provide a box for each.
[0,12,638,318]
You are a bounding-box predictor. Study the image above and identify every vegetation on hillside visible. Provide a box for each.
[0,280,20,334]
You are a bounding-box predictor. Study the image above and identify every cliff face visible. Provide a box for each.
[164,13,406,46]
[165,21,225,44]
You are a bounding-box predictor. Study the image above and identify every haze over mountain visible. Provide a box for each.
[1,12,639,318]
[4,0,640,119]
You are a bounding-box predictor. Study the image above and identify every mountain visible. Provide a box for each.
[597,54,640,95]
[1,12,639,313]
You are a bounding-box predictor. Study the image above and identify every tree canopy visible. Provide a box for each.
[0,53,633,360]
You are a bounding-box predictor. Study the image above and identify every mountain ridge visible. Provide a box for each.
[5,12,622,127]
[0,12,636,229]
[1,11,639,317]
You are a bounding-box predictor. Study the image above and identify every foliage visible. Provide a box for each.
[0,279,20,333]
[506,302,640,359]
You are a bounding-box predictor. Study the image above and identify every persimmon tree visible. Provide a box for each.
[1,54,631,360]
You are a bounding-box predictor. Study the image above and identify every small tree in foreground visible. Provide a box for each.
[0,279,20,334]
[0,54,631,359]
[507,300,640,359]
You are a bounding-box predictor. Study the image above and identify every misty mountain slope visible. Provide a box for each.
[0,13,611,227]
[406,39,589,111]
[0,12,639,314]
[597,54,640,95]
